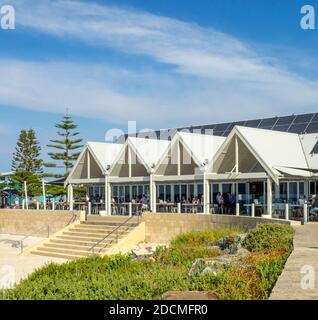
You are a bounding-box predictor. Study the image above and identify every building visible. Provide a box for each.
[0,172,14,207]
[65,112,318,219]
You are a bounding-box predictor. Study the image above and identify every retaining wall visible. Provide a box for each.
[142,213,292,243]
[0,209,79,236]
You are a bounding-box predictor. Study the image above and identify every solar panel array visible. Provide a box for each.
[155,112,318,138]
[123,112,318,141]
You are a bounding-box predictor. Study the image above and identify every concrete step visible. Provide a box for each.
[68,227,133,234]
[35,246,91,256]
[56,234,105,242]
[30,249,85,260]
[50,238,114,247]
[62,229,130,238]
[43,242,111,252]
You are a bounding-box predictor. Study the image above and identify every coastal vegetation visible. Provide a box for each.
[0,224,294,300]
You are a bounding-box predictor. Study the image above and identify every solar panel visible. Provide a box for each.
[213,131,225,136]
[272,124,291,132]
[293,113,315,124]
[275,115,296,125]
[306,122,318,133]
[288,123,308,134]
[243,119,260,127]
[258,117,278,127]
[311,113,318,122]
[128,112,318,143]
[213,122,232,131]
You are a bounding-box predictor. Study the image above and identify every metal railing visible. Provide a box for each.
[19,212,77,253]
[88,215,139,254]
[19,225,50,254]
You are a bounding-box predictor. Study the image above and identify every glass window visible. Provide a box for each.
[174,185,180,202]
[158,185,165,201]
[112,186,118,198]
[180,184,187,201]
[222,183,232,194]
[118,186,124,202]
[125,186,130,202]
[310,181,316,194]
[188,184,195,201]
[144,185,150,200]
[132,186,137,199]
[165,185,171,202]
[212,184,219,204]
[138,185,143,198]
[288,182,298,204]
[197,184,203,201]
[299,182,305,199]
[279,182,287,202]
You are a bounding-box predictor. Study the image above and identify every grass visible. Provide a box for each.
[0,224,294,300]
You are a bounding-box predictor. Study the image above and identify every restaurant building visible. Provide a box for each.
[65,113,318,220]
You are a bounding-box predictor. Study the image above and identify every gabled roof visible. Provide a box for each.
[177,131,225,167]
[211,126,312,181]
[128,137,170,171]
[154,131,226,173]
[65,141,124,185]
[299,133,318,171]
[87,142,124,172]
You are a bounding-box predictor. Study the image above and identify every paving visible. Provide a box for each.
[0,233,67,289]
[270,223,318,300]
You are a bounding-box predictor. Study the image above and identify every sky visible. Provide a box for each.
[0,0,318,172]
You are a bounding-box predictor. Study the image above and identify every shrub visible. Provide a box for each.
[242,224,294,253]
[0,225,293,300]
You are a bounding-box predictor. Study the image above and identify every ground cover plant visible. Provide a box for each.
[0,224,294,300]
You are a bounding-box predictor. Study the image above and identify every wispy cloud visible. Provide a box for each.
[1,0,318,128]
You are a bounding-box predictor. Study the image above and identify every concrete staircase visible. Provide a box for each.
[29,216,141,260]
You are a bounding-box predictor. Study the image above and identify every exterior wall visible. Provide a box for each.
[142,213,292,243]
[0,209,79,236]
[106,222,146,255]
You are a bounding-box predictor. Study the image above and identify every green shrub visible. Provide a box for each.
[242,224,294,252]
[0,226,293,300]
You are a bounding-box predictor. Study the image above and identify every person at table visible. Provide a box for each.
[216,192,224,214]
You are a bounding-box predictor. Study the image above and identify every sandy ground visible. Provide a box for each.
[0,233,67,289]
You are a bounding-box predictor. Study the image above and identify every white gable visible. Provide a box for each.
[128,137,170,170]
[87,141,124,172]
[235,126,309,176]
[178,131,225,167]
[299,133,318,171]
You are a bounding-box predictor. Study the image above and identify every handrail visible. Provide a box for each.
[19,224,50,254]
[88,215,138,254]
[19,212,77,253]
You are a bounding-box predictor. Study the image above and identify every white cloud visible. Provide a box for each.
[1,0,318,128]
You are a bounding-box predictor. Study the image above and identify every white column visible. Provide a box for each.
[42,179,46,210]
[304,203,308,223]
[235,135,239,173]
[69,184,74,211]
[267,177,272,217]
[24,181,29,210]
[150,173,156,212]
[87,151,91,179]
[177,142,181,176]
[128,146,132,178]
[203,173,210,214]
[251,203,255,217]
[153,182,157,212]
[104,175,108,215]
[274,182,280,201]
[107,183,112,215]
[236,202,240,216]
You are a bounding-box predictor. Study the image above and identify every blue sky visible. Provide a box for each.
[0,0,318,172]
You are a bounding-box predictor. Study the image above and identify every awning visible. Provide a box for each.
[274,166,312,177]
